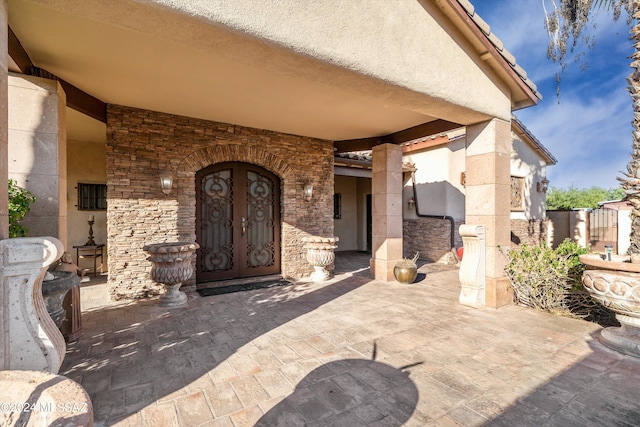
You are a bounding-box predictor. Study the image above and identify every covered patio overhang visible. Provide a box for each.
[7,0,537,143]
[5,0,540,306]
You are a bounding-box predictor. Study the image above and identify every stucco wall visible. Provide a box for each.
[67,139,108,271]
[8,73,67,247]
[153,0,513,122]
[510,130,548,220]
[403,138,466,221]
[53,0,513,125]
[546,210,589,249]
[106,105,334,299]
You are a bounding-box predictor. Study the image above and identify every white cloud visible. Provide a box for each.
[473,0,634,190]
[517,87,632,189]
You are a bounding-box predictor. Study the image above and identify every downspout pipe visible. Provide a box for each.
[410,171,456,250]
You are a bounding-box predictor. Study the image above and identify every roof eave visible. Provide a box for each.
[439,0,541,109]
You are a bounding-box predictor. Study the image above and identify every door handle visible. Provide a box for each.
[241,217,246,237]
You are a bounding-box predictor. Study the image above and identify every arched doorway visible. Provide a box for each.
[196,162,281,283]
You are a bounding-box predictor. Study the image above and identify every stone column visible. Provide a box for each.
[0,0,8,240]
[8,74,67,248]
[370,143,403,282]
[465,119,512,308]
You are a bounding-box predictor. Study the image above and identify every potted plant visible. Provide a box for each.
[394,252,419,284]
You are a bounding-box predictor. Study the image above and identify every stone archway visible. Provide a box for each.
[177,143,297,281]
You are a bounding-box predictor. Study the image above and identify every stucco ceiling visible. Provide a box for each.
[8,0,452,142]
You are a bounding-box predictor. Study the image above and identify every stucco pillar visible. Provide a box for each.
[0,0,8,240]
[8,74,67,248]
[370,143,403,281]
[465,119,512,308]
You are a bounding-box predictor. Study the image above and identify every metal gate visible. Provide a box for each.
[589,208,617,253]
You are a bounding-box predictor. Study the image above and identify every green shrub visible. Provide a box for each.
[502,240,595,317]
[8,179,36,238]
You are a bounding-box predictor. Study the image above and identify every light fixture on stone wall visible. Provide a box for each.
[408,197,415,210]
[160,172,173,195]
[537,178,550,193]
[303,182,313,202]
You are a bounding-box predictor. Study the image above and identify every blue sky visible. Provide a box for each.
[471,0,634,191]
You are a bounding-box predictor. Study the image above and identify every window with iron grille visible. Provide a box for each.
[510,176,524,211]
[77,183,107,210]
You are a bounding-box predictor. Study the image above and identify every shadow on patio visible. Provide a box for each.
[60,252,640,426]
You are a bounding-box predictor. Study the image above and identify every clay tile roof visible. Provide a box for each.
[456,0,542,100]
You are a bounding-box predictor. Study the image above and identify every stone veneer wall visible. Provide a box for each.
[510,219,548,247]
[403,217,464,264]
[106,105,334,300]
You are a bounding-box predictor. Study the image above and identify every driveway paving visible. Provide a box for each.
[61,252,640,426]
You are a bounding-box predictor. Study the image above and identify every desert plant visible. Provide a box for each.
[396,252,419,268]
[8,179,36,238]
[502,240,595,318]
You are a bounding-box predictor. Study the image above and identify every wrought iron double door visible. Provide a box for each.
[196,162,281,283]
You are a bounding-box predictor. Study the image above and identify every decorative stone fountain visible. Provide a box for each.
[579,253,640,357]
[143,242,199,307]
[301,236,338,283]
[42,271,81,328]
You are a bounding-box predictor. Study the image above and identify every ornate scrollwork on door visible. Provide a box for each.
[200,168,234,272]
[246,170,276,269]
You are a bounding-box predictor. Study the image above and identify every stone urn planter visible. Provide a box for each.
[579,253,640,357]
[301,236,338,283]
[42,271,81,328]
[143,242,199,307]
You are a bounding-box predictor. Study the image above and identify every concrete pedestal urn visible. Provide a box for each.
[302,236,339,283]
[143,242,199,307]
[579,254,640,357]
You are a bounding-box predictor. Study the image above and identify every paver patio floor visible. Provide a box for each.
[61,252,640,426]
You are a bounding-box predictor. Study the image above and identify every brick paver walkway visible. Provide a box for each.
[61,252,640,426]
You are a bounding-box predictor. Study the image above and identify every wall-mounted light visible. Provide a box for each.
[537,178,550,193]
[303,182,313,202]
[160,172,173,195]
[460,171,466,187]
[408,197,415,210]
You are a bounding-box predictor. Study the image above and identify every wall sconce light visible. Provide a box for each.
[408,197,415,210]
[303,182,313,202]
[537,178,550,193]
[460,172,466,187]
[160,172,173,195]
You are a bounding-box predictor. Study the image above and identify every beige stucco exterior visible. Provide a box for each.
[403,136,467,221]
[4,0,540,306]
[510,129,549,221]
[401,123,552,223]
[66,138,108,271]
[8,0,522,142]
